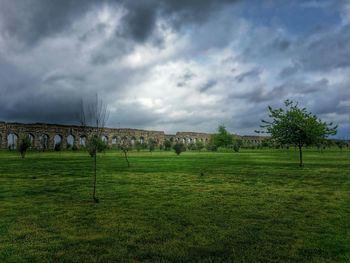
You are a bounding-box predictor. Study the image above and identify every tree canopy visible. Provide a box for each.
[210,125,233,148]
[258,100,337,166]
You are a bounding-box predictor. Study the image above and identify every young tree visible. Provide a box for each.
[187,142,196,151]
[86,135,107,157]
[173,142,186,155]
[163,139,172,151]
[211,125,233,148]
[79,95,109,202]
[120,140,131,167]
[134,141,143,152]
[257,100,337,167]
[195,141,204,152]
[54,142,62,152]
[206,143,218,152]
[19,136,31,158]
[148,138,157,152]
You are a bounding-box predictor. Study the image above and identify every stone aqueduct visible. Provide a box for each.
[0,121,265,150]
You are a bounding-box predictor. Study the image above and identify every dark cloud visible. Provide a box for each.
[297,24,350,71]
[0,0,97,46]
[89,37,134,65]
[199,80,217,93]
[0,0,239,46]
[235,68,262,83]
[177,72,196,87]
[43,74,86,85]
[278,65,299,79]
[235,79,328,103]
[0,93,81,125]
[109,102,163,129]
[274,38,291,51]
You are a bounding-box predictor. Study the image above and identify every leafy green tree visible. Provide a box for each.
[233,139,243,152]
[86,135,107,157]
[173,142,186,155]
[187,142,196,151]
[19,136,31,158]
[258,100,337,166]
[195,141,204,152]
[148,138,157,152]
[206,143,218,152]
[210,125,233,148]
[163,140,172,151]
[134,141,143,152]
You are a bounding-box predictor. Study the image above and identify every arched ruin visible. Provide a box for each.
[0,121,266,150]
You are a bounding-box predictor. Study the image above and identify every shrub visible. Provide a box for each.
[173,143,186,155]
[54,142,62,152]
[164,140,172,151]
[148,139,157,152]
[72,144,78,151]
[86,135,107,157]
[196,141,204,152]
[187,143,196,151]
[135,141,144,151]
[19,137,31,158]
[233,144,240,152]
[211,125,233,148]
[206,144,217,152]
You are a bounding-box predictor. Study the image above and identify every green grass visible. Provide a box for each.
[0,149,349,262]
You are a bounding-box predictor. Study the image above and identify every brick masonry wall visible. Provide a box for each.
[0,121,270,150]
[0,122,213,150]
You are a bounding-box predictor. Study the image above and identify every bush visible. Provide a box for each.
[72,144,78,151]
[173,143,186,155]
[54,142,62,152]
[86,135,107,157]
[196,141,204,152]
[164,140,172,151]
[148,139,157,152]
[233,144,240,152]
[19,137,31,158]
[187,143,196,151]
[206,144,217,152]
[134,141,143,152]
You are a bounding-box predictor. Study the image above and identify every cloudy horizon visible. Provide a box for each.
[0,0,350,138]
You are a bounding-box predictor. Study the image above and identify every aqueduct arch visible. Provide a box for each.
[1,121,265,150]
[7,132,18,150]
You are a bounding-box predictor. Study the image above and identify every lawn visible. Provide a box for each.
[0,149,349,262]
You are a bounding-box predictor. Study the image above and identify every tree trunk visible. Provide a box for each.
[124,151,130,167]
[298,145,303,167]
[93,152,98,202]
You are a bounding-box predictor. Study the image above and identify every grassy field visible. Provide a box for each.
[0,149,349,262]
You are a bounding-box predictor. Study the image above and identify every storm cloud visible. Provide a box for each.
[0,0,349,138]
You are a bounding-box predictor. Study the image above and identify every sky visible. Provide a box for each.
[0,0,349,138]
